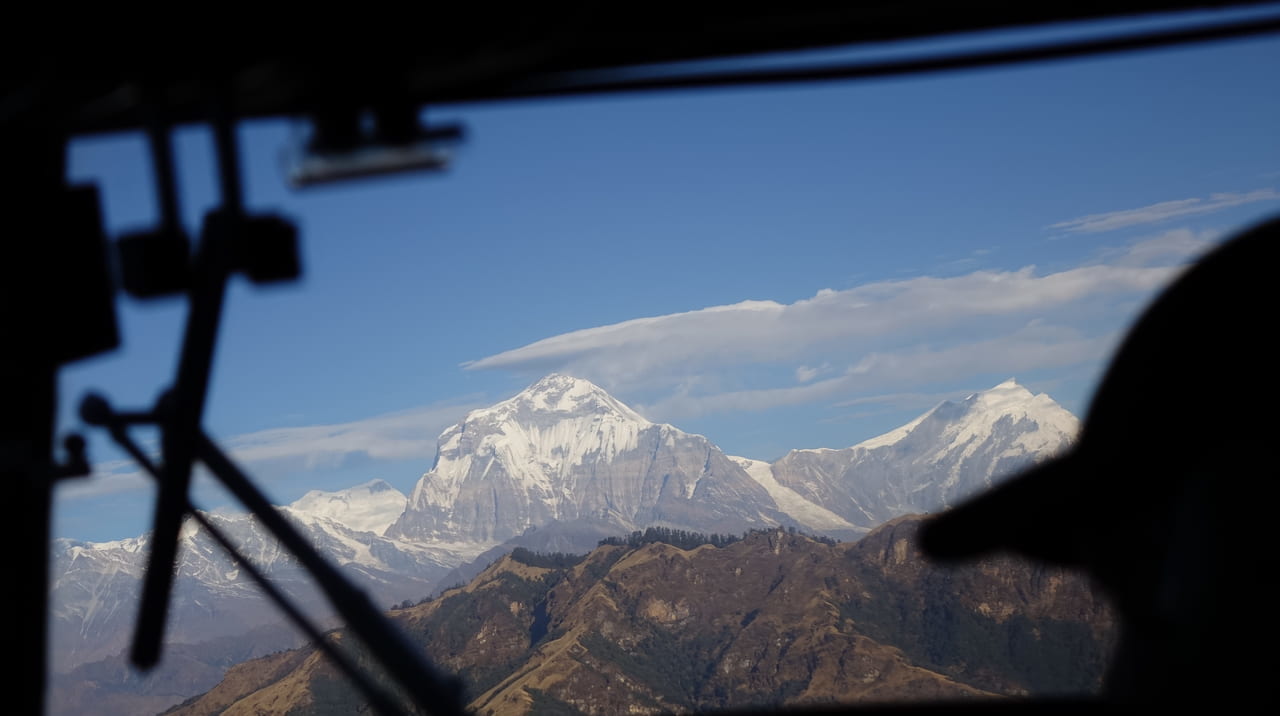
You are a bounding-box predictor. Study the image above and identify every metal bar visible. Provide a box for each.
[5,123,81,716]
[6,365,56,716]
[442,13,1280,101]
[197,432,465,716]
[211,99,244,216]
[57,12,1280,137]
[130,113,239,670]
[105,427,412,716]
[145,112,182,233]
[190,511,412,716]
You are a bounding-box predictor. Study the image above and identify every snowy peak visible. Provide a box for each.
[392,374,787,544]
[964,378,1037,413]
[287,479,408,535]
[50,485,461,672]
[851,379,1077,454]
[392,373,1078,544]
[485,373,650,424]
[427,374,656,488]
[942,379,1079,454]
[768,378,1079,530]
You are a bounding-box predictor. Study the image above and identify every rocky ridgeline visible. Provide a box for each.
[170,516,1115,715]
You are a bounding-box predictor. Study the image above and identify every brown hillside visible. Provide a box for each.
[171,517,1114,715]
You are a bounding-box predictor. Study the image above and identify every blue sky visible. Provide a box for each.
[54,14,1280,541]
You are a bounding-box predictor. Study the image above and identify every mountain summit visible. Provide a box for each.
[766,378,1078,529]
[387,374,1078,545]
[427,373,656,488]
[387,374,788,545]
[491,373,650,423]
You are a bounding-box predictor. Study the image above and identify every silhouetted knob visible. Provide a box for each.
[79,393,113,425]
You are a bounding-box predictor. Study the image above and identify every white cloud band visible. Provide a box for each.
[61,400,483,501]
[464,229,1213,420]
[1049,189,1278,234]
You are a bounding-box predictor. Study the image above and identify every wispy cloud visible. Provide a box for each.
[465,231,1208,421]
[1109,227,1220,267]
[220,401,480,468]
[819,389,989,424]
[58,460,152,501]
[64,220,1223,505]
[635,325,1118,420]
[795,363,829,383]
[465,264,1181,387]
[1049,189,1279,234]
[833,388,989,410]
[60,399,484,501]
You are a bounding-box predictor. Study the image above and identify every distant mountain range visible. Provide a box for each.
[387,374,795,547]
[49,479,466,672]
[388,374,1076,548]
[169,516,1115,715]
[48,374,1078,715]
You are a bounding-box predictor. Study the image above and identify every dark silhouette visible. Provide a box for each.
[6,5,1280,714]
[922,215,1280,705]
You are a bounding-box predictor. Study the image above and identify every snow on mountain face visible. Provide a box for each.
[50,374,1079,678]
[770,378,1078,530]
[49,482,468,672]
[287,479,408,534]
[864,378,1078,460]
[389,374,1079,545]
[729,456,862,535]
[389,374,790,544]
[418,374,652,501]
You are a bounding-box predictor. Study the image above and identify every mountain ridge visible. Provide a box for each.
[388,374,794,545]
[390,374,1078,543]
[169,515,1115,715]
[49,480,469,672]
[50,373,1080,715]
[767,378,1077,529]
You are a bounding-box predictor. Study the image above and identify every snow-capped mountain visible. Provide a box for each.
[766,378,1078,530]
[286,478,409,534]
[49,373,1078,707]
[49,480,473,672]
[728,456,860,534]
[387,374,1076,549]
[387,374,792,545]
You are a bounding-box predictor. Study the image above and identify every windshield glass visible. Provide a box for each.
[48,9,1280,715]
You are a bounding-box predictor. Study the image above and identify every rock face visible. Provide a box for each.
[172,516,1116,715]
[388,375,1076,547]
[387,374,792,545]
[768,379,1078,529]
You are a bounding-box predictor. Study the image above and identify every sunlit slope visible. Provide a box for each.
[174,516,1113,715]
